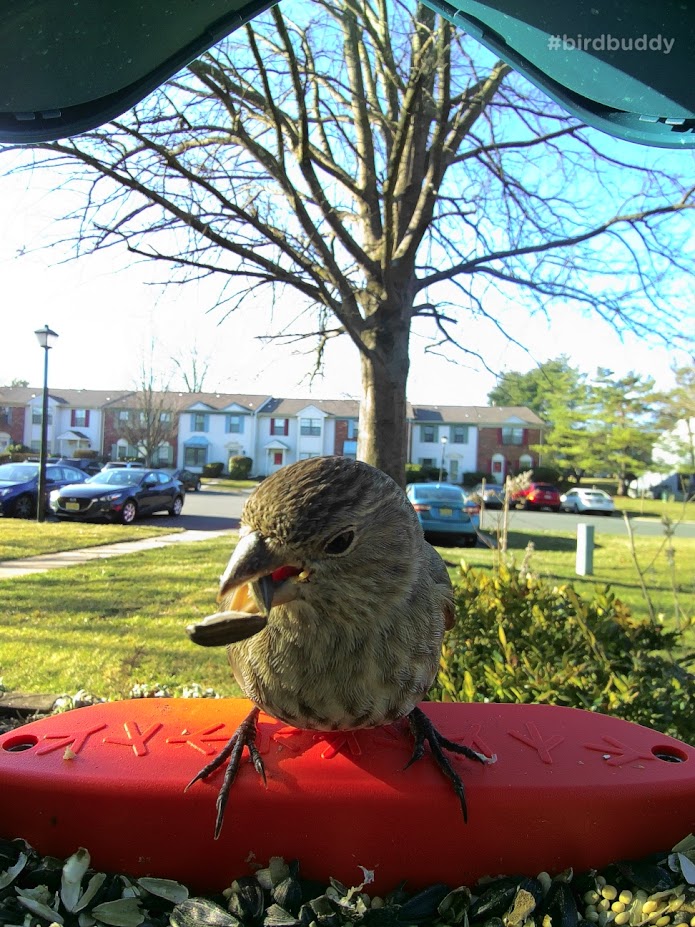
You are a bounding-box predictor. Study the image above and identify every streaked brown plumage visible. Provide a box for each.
[187,455,491,835]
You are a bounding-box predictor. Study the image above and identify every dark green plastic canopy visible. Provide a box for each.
[0,0,693,146]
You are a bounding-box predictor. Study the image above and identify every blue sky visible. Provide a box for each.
[1,12,693,405]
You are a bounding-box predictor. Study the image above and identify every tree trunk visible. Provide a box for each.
[357,317,411,487]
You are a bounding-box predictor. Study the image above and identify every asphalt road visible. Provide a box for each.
[146,486,248,532]
[481,507,695,538]
[147,486,695,541]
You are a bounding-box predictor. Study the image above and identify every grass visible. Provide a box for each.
[0,523,692,701]
[202,478,258,493]
[438,528,695,649]
[0,537,243,699]
[0,520,183,561]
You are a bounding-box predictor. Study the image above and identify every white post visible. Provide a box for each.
[576,523,595,576]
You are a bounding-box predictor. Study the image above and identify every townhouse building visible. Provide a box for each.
[0,385,545,481]
[0,387,128,458]
[175,393,271,469]
[408,404,544,482]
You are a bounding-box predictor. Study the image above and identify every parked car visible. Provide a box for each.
[48,456,103,476]
[101,461,146,470]
[511,482,561,512]
[159,467,202,492]
[50,468,185,524]
[405,482,478,547]
[560,488,616,516]
[473,482,505,509]
[0,462,87,518]
[461,492,481,528]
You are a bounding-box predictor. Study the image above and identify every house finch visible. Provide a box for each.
[186,455,492,837]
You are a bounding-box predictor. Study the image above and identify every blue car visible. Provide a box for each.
[405,482,478,547]
[0,461,87,518]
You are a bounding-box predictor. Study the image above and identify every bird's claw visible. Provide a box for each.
[185,706,265,839]
[406,706,493,822]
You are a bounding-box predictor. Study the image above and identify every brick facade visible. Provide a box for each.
[0,405,27,447]
[334,419,349,455]
[477,426,542,477]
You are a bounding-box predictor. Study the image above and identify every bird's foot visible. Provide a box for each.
[184,705,266,839]
[406,706,496,822]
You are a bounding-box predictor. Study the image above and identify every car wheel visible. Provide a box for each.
[463,534,478,547]
[551,506,561,513]
[194,480,201,492]
[120,500,138,525]
[523,500,533,510]
[13,494,36,519]
[169,495,184,516]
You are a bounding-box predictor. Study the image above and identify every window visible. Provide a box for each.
[300,418,321,436]
[299,452,320,459]
[71,409,89,427]
[0,406,12,426]
[271,418,289,436]
[420,458,435,467]
[420,424,438,443]
[160,411,172,425]
[155,444,173,465]
[191,413,208,432]
[32,408,52,425]
[449,459,459,481]
[519,453,533,470]
[184,446,207,467]
[226,414,244,434]
[347,419,358,439]
[452,425,469,444]
[118,410,130,422]
[502,427,524,446]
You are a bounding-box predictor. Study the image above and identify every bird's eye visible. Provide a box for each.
[324,529,355,555]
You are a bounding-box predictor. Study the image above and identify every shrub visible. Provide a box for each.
[202,461,225,478]
[528,465,562,483]
[228,456,253,479]
[73,449,99,459]
[405,464,427,483]
[432,561,695,745]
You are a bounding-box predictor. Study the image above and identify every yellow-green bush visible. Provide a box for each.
[432,562,695,745]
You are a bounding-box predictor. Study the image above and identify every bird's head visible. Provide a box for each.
[187,456,422,647]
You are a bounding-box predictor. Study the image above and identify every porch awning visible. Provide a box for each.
[184,436,209,447]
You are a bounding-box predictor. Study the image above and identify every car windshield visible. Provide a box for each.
[414,487,463,503]
[0,463,38,482]
[87,470,145,486]
[585,491,609,499]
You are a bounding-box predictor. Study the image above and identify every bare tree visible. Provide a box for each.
[6,0,695,483]
[114,353,181,466]
[171,343,212,393]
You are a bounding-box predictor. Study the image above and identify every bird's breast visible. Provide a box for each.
[227,604,441,732]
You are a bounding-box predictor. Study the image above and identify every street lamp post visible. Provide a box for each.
[438,435,448,482]
[34,325,59,523]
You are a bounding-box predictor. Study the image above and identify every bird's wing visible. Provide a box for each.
[424,541,456,631]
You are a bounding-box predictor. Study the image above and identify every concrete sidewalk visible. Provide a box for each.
[0,528,236,579]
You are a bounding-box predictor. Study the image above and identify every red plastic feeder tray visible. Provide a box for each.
[0,698,694,891]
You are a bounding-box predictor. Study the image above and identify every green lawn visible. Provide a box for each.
[0,536,243,699]
[0,526,692,701]
[439,527,695,645]
[202,478,258,493]
[0,520,183,561]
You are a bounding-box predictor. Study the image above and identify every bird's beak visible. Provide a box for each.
[187,531,306,649]
[218,530,305,617]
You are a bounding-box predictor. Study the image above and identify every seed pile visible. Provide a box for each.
[0,837,694,927]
